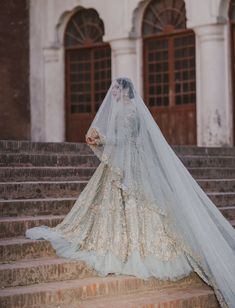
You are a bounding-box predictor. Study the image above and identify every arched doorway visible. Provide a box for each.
[142,0,196,145]
[64,8,111,142]
[230,0,235,145]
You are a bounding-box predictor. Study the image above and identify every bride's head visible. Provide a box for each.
[111,77,135,102]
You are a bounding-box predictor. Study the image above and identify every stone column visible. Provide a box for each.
[43,47,65,142]
[109,38,138,88]
[194,24,233,146]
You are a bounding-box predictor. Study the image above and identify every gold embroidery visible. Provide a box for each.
[53,162,192,265]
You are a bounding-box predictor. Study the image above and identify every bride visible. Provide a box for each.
[25,77,235,307]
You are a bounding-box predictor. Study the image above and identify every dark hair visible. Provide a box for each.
[116,78,135,99]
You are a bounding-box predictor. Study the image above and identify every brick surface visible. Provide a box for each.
[0,141,234,156]
[0,141,234,307]
[0,215,64,238]
[0,180,87,199]
[0,236,56,262]
[0,153,99,167]
[80,286,219,308]
[0,166,96,182]
[197,178,235,192]
[219,206,235,220]
[0,257,96,287]
[188,167,235,179]
[0,140,92,154]
[0,274,213,308]
[172,145,235,156]
[0,198,76,217]
[0,1,30,140]
[180,155,235,168]
[208,192,235,207]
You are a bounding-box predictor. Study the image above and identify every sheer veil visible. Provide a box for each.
[86,77,235,308]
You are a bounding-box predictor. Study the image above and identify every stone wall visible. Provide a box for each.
[29,0,233,146]
[0,0,30,140]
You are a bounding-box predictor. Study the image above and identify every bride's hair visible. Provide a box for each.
[116,77,135,99]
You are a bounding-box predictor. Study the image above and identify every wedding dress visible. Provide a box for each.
[25,77,235,308]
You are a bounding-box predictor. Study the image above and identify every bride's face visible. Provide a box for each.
[111,83,122,101]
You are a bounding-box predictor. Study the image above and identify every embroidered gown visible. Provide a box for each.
[25,102,193,280]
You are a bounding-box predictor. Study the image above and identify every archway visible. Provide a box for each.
[64,8,111,142]
[142,0,196,145]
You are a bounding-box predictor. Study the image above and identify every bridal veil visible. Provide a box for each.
[86,77,235,308]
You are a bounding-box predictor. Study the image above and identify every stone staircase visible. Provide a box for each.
[0,140,235,307]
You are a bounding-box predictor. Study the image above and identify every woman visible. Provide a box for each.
[26,77,235,307]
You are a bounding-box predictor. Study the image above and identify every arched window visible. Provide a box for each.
[142,0,196,145]
[64,8,111,142]
[230,0,235,145]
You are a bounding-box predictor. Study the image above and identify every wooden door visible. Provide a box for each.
[142,0,196,145]
[64,8,111,142]
[65,46,111,142]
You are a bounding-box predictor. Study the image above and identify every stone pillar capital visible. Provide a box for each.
[108,38,136,57]
[107,37,137,84]
[193,23,225,43]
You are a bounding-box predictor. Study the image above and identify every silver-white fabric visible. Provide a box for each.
[26,77,235,308]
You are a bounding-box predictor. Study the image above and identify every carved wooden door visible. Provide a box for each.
[142,0,196,145]
[64,9,111,142]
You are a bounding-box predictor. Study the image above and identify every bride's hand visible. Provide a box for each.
[86,128,101,145]
[86,136,100,145]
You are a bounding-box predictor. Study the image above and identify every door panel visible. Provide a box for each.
[65,46,111,142]
[143,32,196,145]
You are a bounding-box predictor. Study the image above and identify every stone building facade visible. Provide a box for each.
[1,0,235,146]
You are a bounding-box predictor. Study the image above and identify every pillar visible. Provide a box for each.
[194,24,233,146]
[109,38,138,88]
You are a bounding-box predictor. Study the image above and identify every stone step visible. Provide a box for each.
[0,215,64,238]
[0,191,234,218]
[0,257,96,288]
[0,206,234,262]
[1,153,235,168]
[197,178,235,192]
[1,216,235,260]
[0,153,99,167]
[0,206,233,242]
[173,145,235,156]
[0,180,87,199]
[219,206,235,220]
[80,286,218,308]
[209,192,235,207]
[1,166,235,182]
[0,140,92,154]
[1,191,235,217]
[179,155,235,168]
[0,236,56,262]
[0,166,96,182]
[1,210,235,260]
[0,193,234,218]
[1,178,234,200]
[0,205,232,261]
[0,198,76,217]
[1,140,234,156]
[189,167,235,179]
[0,272,210,308]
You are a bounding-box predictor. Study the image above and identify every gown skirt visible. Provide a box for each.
[26,160,194,280]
